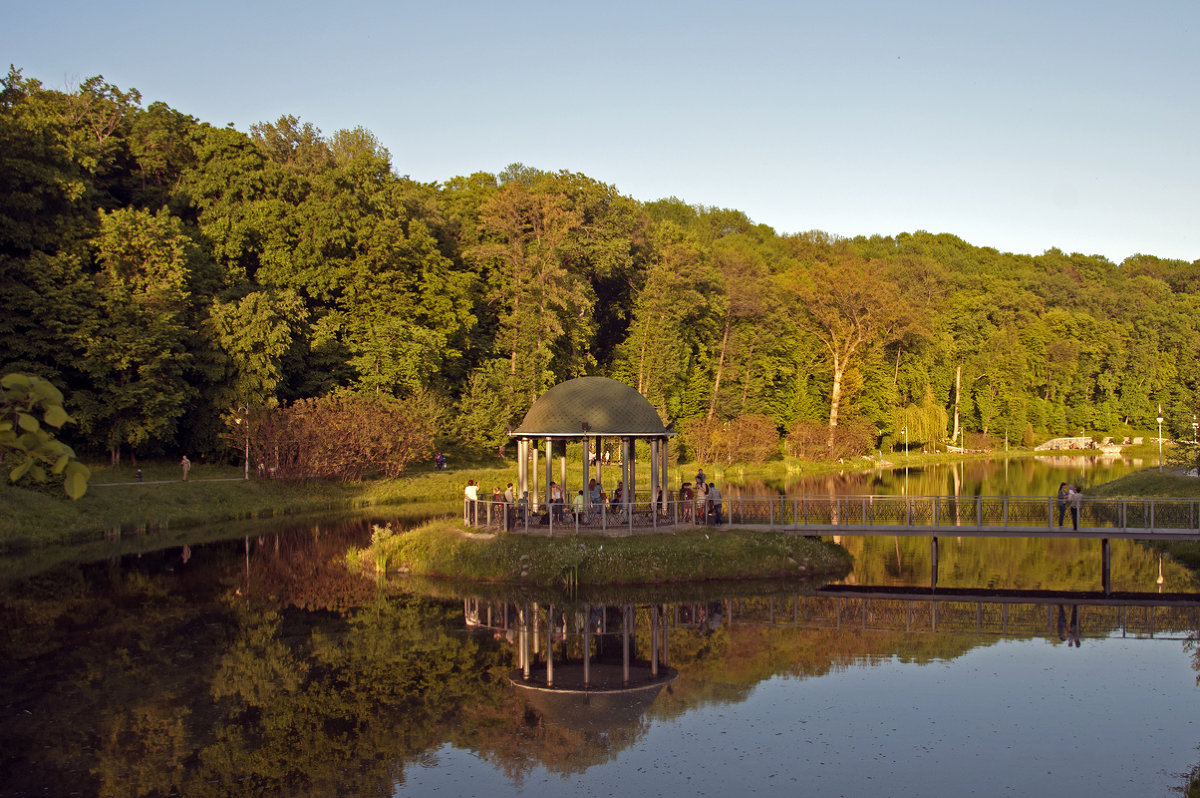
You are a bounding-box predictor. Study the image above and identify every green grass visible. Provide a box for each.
[1084,468,1200,498]
[1087,466,1200,571]
[0,461,513,550]
[352,518,853,588]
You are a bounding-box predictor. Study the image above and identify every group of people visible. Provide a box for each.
[463,470,726,526]
[465,480,531,527]
[677,469,723,524]
[1056,482,1085,530]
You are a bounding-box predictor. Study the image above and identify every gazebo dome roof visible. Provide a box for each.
[512,377,670,437]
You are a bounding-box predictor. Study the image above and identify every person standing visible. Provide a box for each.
[694,482,708,524]
[709,483,724,524]
[1070,486,1083,531]
[573,489,585,522]
[180,455,191,481]
[550,481,564,521]
[1056,483,1069,526]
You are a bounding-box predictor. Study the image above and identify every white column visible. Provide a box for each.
[544,437,553,510]
[621,438,631,510]
[582,436,591,509]
[661,437,670,513]
[650,439,659,512]
[518,439,528,499]
[531,440,539,511]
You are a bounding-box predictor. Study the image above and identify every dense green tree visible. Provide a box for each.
[4,64,1200,463]
[74,208,199,461]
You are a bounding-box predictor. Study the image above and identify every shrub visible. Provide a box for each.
[709,414,780,464]
[245,390,438,481]
[786,417,875,460]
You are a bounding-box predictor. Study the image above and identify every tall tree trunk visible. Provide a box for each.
[827,354,844,454]
[636,313,651,393]
[739,342,755,417]
[707,314,731,422]
[952,364,961,449]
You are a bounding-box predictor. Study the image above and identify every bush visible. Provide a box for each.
[246,390,439,481]
[710,414,780,464]
[786,417,875,460]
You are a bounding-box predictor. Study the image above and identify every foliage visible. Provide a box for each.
[248,390,439,481]
[708,414,780,464]
[2,65,1200,470]
[786,417,876,461]
[0,373,90,498]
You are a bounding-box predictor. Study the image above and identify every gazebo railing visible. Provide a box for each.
[463,494,1200,536]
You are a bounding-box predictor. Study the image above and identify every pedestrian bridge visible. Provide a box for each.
[465,493,1200,593]
[465,493,1200,542]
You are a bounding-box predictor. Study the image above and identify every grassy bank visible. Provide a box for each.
[0,448,991,549]
[3,446,1180,551]
[1088,467,1200,570]
[0,461,508,549]
[350,519,853,587]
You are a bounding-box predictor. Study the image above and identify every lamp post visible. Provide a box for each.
[236,406,249,480]
[1156,405,1164,472]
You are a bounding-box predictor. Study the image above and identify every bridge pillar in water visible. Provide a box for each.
[931,536,939,589]
[1101,539,1111,594]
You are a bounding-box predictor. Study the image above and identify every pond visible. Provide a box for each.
[1,457,1198,797]
[719,453,1145,499]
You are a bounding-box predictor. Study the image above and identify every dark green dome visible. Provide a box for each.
[512,377,670,437]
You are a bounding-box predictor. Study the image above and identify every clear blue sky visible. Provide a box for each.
[6,0,1198,263]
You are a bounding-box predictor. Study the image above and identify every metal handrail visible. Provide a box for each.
[463,494,1200,536]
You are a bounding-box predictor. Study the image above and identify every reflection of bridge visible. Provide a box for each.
[724,587,1200,640]
[465,589,1200,654]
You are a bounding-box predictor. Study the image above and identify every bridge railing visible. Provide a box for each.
[464,494,1200,535]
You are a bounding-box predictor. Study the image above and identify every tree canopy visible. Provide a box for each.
[2,66,1198,467]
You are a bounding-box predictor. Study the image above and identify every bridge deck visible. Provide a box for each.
[466,494,1200,541]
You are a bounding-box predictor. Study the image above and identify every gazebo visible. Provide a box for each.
[510,377,674,515]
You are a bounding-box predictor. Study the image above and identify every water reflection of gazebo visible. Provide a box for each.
[509,377,675,516]
[467,599,678,734]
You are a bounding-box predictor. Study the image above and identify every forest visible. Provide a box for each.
[3,67,1200,472]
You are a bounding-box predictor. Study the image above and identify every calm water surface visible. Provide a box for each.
[2,458,1198,798]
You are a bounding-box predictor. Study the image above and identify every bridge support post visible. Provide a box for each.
[1101,538,1111,594]
[931,536,939,589]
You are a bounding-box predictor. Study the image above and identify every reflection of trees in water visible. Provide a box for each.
[0,540,500,797]
[721,457,1140,499]
[839,535,1200,593]
[231,519,379,611]
[4,532,1198,796]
